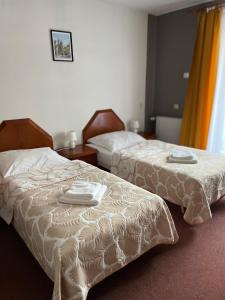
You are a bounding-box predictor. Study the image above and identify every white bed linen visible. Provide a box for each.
[87,131,145,152]
[87,144,112,169]
[0,147,69,177]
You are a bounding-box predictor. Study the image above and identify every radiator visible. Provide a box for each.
[156,116,182,144]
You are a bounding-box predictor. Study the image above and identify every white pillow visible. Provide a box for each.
[0,147,69,178]
[87,131,145,152]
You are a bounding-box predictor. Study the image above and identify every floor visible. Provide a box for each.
[1,199,225,300]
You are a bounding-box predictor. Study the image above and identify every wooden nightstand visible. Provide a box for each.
[57,145,97,166]
[138,131,157,140]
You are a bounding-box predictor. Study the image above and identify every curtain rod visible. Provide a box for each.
[189,1,225,13]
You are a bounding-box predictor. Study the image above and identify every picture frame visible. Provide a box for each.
[50,30,73,62]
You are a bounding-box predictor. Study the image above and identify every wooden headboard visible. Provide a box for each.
[0,118,53,152]
[82,109,125,144]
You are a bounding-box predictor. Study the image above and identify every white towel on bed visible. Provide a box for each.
[170,149,195,160]
[167,148,198,164]
[59,181,107,205]
[167,156,198,164]
[64,181,102,200]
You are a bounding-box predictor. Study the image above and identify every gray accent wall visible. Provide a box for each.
[145,9,197,131]
[145,15,158,131]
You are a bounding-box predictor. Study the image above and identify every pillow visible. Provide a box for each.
[0,147,69,178]
[87,130,145,152]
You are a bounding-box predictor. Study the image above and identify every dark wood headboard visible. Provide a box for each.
[82,109,125,144]
[0,118,53,152]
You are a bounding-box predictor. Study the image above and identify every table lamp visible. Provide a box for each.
[130,120,139,133]
[68,130,77,149]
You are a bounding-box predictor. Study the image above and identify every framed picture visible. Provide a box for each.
[50,30,73,62]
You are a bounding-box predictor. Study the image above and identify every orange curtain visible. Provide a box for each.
[179,8,222,149]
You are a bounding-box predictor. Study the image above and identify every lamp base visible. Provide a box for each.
[69,141,76,149]
[131,129,138,133]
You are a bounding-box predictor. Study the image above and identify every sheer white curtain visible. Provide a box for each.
[207,9,225,153]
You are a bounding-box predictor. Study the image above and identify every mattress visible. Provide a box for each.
[87,144,112,170]
[0,159,178,300]
[111,140,225,225]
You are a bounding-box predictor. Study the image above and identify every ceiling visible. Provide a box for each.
[101,0,213,15]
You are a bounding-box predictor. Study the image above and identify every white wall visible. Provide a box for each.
[0,0,147,148]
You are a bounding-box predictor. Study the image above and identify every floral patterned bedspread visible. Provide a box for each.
[111,140,225,225]
[0,160,178,300]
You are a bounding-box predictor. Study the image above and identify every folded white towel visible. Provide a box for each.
[64,181,102,200]
[167,155,198,164]
[59,184,107,206]
[170,149,195,160]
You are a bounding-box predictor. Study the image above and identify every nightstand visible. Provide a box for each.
[138,131,157,140]
[57,145,97,166]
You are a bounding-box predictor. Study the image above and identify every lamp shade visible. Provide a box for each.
[68,130,77,141]
[68,131,77,148]
[130,120,140,130]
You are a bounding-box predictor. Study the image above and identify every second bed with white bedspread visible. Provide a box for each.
[111,139,225,224]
